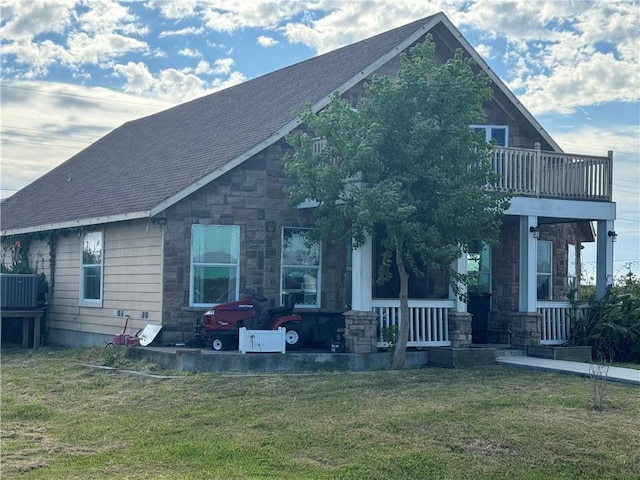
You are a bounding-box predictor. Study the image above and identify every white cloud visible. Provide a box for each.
[158,26,205,37]
[113,61,156,95]
[0,0,76,38]
[211,57,234,75]
[513,51,638,115]
[197,1,307,32]
[179,48,202,58]
[146,0,200,19]
[257,35,279,47]
[113,59,245,102]
[195,60,211,74]
[474,43,493,60]
[457,1,640,115]
[66,31,149,65]
[1,0,150,76]
[1,38,75,78]
[75,0,142,35]
[211,71,247,90]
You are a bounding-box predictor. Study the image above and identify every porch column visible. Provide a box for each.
[519,215,537,312]
[447,253,472,347]
[351,234,372,311]
[450,254,467,312]
[596,220,615,298]
[513,215,542,348]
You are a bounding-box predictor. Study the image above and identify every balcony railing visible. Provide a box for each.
[312,139,612,202]
[492,144,612,201]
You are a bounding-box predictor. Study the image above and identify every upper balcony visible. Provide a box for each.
[492,143,612,202]
[311,139,613,203]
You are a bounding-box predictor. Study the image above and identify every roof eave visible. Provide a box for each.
[1,210,151,237]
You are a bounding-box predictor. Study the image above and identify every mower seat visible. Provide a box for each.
[268,304,294,318]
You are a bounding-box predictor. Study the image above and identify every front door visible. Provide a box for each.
[467,244,492,344]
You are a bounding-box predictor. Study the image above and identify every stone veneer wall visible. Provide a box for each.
[160,139,347,342]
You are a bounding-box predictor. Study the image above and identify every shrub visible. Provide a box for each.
[571,269,640,363]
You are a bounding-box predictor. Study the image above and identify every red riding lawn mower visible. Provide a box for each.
[192,293,303,351]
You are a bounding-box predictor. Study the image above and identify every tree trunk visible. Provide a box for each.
[391,249,410,370]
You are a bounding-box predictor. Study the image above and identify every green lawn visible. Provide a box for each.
[2,347,639,479]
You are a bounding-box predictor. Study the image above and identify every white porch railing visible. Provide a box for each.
[493,145,612,201]
[537,301,589,346]
[372,299,454,348]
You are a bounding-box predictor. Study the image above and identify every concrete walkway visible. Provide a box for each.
[496,356,640,386]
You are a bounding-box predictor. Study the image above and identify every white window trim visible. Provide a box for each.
[537,240,553,300]
[280,227,322,308]
[79,230,104,307]
[189,225,240,307]
[470,124,509,147]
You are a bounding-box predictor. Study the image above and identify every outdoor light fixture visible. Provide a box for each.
[529,226,540,239]
[608,230,618,242]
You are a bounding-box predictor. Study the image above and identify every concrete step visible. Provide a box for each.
[495,349,527,357]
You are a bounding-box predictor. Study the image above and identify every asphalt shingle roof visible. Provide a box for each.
[2,15,437,233]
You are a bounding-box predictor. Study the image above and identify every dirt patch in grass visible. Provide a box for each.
[1,424,104,474]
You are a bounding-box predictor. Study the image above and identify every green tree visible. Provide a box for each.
[285,36,511,369]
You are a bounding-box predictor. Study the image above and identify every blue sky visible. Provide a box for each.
[1,0,638,276]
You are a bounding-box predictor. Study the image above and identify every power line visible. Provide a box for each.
[2,131,96,144]
[1,124,102,139]
[1,84,170,108]
[1,139,82,150]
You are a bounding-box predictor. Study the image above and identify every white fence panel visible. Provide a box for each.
[372,300,453,348]
[239,327,286,354]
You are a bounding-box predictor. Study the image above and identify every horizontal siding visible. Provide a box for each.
[49,219,164,340]
[29,238,51,277]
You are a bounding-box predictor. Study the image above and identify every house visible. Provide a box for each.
[1,12,616,351]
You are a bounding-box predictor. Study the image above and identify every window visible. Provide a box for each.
[467,243,491,295]
[567,244,577,298]
[537,240,552,300]
[81,231,103,305]
[190,225,240,306]
[471,125,508,147]
[281,228,321,307]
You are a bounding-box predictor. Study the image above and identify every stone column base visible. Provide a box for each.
[448,312,472,348]
[507,312,542,348]
[343,310,378,354]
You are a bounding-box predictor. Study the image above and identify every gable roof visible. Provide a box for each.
[1,12,560,236]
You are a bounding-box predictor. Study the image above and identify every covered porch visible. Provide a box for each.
[346,144,616,351]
